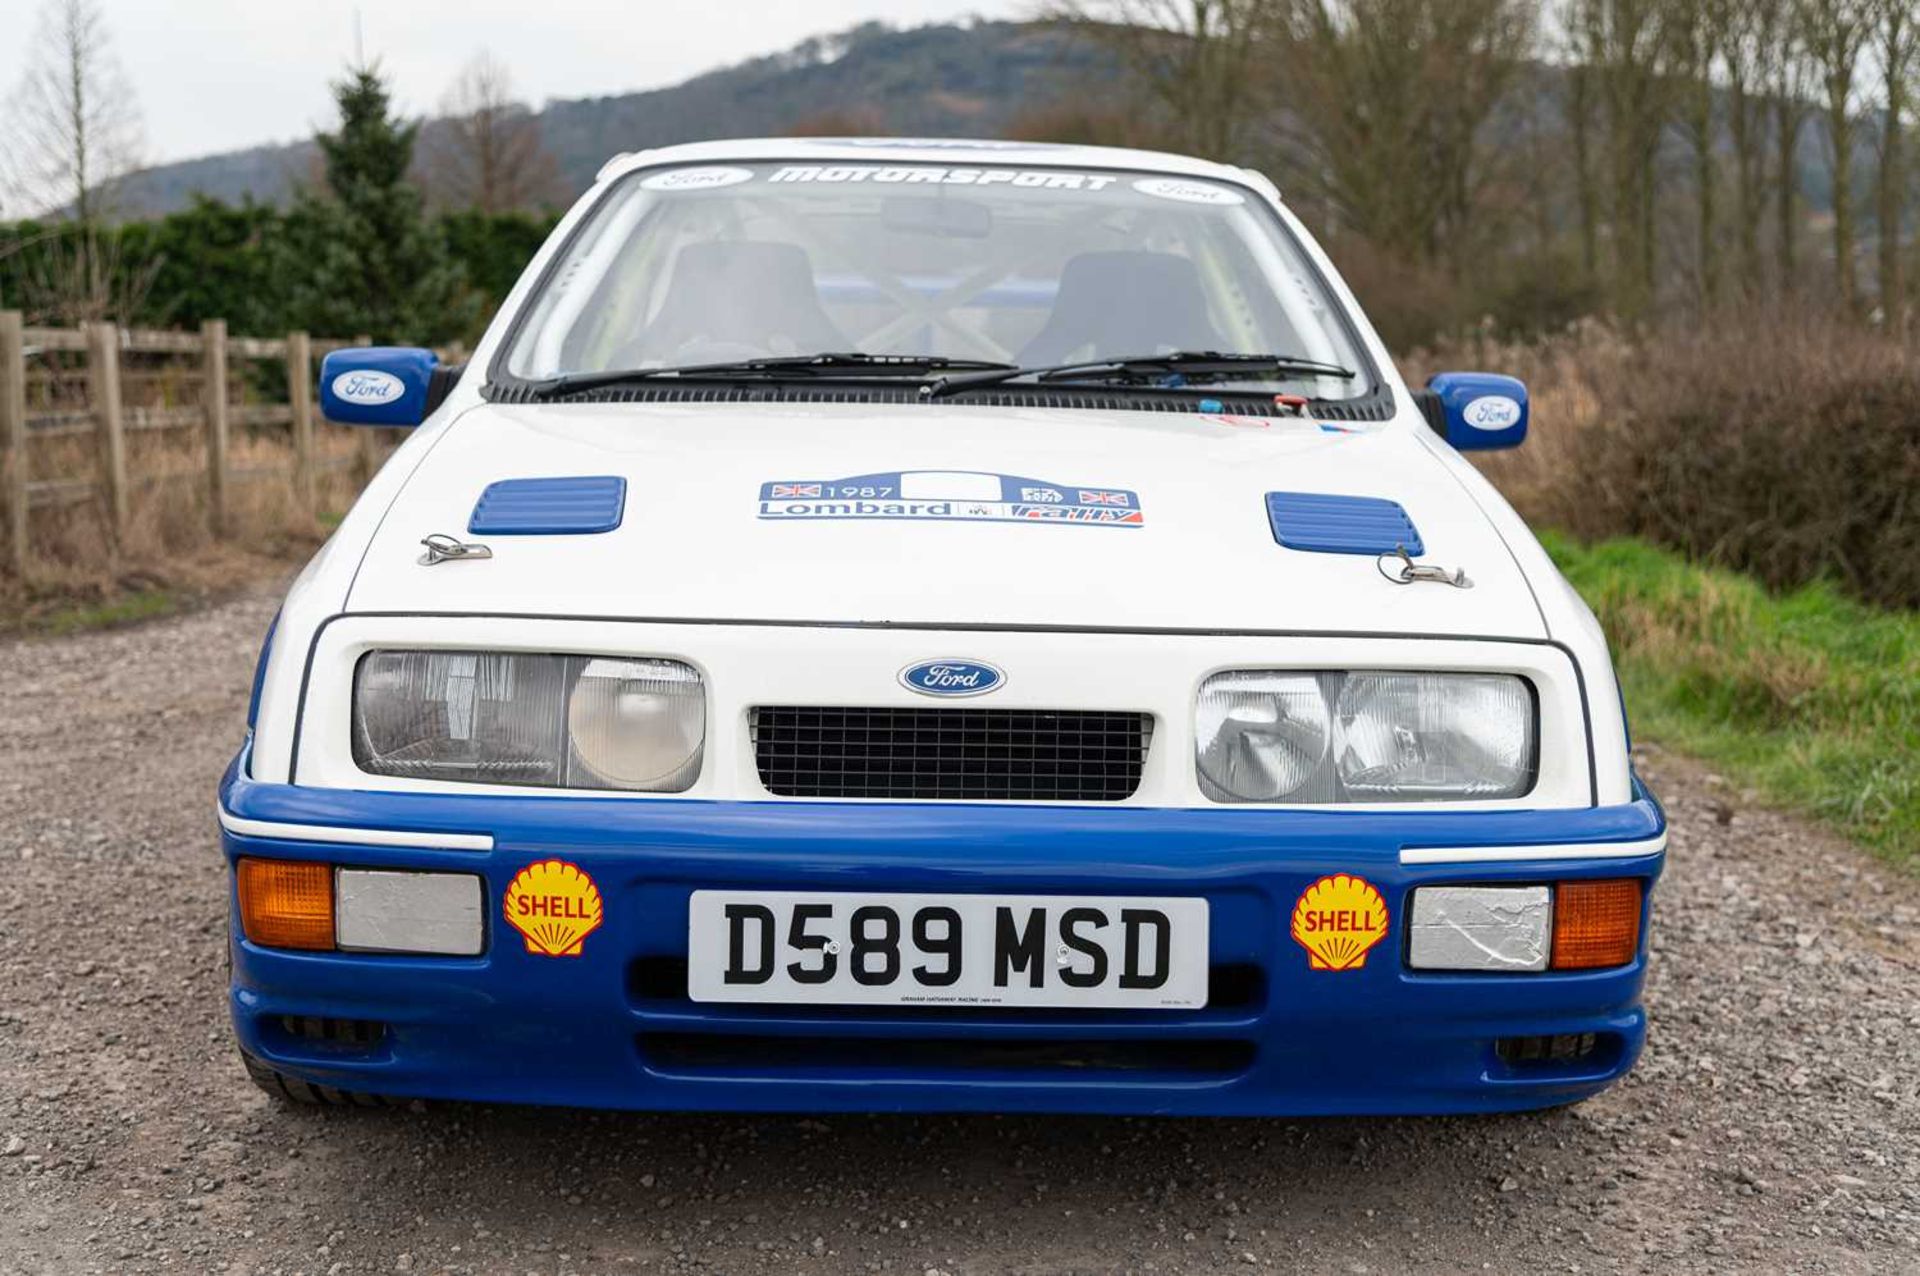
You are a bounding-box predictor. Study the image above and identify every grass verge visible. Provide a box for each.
[6,587,187,639]
[1544,532,1918,870]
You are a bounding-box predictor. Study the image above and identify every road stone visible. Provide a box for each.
[0,593,1914,1272]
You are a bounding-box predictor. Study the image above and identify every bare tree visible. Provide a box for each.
[0,0,143,224]
[1047,1,1271,162]
[1774,27,1812,291]
[1269,0,1534,272]
[7,226,157,326]
[1564,0,1671,314]
[1508,61,1569,262]
[420,52,558,214]
[1798,0,1873,311]
[0,0,144,324]
[1668,0,1727,305]
[1564,26,1602,281]
[1722,0,1788,296]
[1871,0,1916,320]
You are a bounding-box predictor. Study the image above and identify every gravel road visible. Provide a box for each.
[1,590,1915,1275]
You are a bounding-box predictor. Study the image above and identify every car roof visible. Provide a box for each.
[596,136,1265,189]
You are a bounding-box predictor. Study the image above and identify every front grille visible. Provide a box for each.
[629,957,1265,1016]
[751,706,1152,801]
[1496,1032,1603,1066]
[279,1015,386,1046]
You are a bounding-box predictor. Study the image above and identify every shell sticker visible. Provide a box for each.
[1290,874,1390,971]
[503,860,604,958]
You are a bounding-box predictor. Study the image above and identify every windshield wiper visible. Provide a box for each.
[529,353,1018,400]
[921,351,1357,400]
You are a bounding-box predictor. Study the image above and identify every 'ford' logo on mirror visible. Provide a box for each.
[1462,394,1523,431]
[331,369,406,405]
[900,660,1005,697]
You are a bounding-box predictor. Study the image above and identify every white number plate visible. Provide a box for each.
[687,891,1210,1009]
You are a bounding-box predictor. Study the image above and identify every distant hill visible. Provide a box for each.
[107,21,1114,217]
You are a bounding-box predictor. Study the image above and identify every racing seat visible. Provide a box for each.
[638,240,850,359]
[1019,251,1226,365]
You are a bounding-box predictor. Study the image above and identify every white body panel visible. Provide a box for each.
[285,615,1598,810]
[342,402,1544,637]
[248,138,1634,809]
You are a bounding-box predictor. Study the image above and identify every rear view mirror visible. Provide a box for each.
[320,347,442,427]
[881,196,993,239]
[1421,372,1529,451]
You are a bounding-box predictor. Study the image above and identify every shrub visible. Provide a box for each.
[1415,314,1920,609]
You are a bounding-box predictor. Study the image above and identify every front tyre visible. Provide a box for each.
[239,1049,401,1108]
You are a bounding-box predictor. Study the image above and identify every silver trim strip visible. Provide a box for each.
[1400,832,1666,866]
[216,806,494,852]
[217,806,1662,865]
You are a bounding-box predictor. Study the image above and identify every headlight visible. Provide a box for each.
[1335,672,1534,799]
[1196,670,1535,803]
[353,651,704,791]
[1195,672,1334,803]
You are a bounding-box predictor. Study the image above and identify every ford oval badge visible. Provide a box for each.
[1462,394,1523,431]
[899,659,1005,698]
[330,369,406,406]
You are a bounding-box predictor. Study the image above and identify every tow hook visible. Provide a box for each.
[1377,545,1472,589]
[418,533,493,566]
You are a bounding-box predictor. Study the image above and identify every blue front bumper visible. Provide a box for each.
[220,752,1665,1117]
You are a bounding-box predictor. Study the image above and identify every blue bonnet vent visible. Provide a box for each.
[1265,492,1423,556]
[469,476,627,535]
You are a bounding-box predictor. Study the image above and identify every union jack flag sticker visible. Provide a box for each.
[770,483,821,498]
[1078,489,1131,506]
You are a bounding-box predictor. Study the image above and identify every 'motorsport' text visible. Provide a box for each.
[769,165,1119,190]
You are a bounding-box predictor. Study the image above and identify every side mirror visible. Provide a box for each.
[1420,372,1529,451]
[320,347,444,427]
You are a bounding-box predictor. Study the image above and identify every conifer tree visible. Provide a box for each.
[284,63,473,344]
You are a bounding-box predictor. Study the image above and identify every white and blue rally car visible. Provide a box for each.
[222,138,1664,1114]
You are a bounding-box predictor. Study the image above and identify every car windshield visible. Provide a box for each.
[501,160,1372,399]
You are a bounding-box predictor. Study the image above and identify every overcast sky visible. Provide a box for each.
[1,0,1028,167]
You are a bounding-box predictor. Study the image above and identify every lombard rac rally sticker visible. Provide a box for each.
[1291,874,1390,971]
[503,860,604,958]
[759,470,1142,528]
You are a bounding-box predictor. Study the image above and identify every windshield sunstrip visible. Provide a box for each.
[488,159,1387,408]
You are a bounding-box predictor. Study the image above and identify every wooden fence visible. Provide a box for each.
[0,312,407,577]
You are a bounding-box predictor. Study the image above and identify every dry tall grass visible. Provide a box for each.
[1409,314,1920,609]
[4,340,373,623]
[19,431,361,598]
